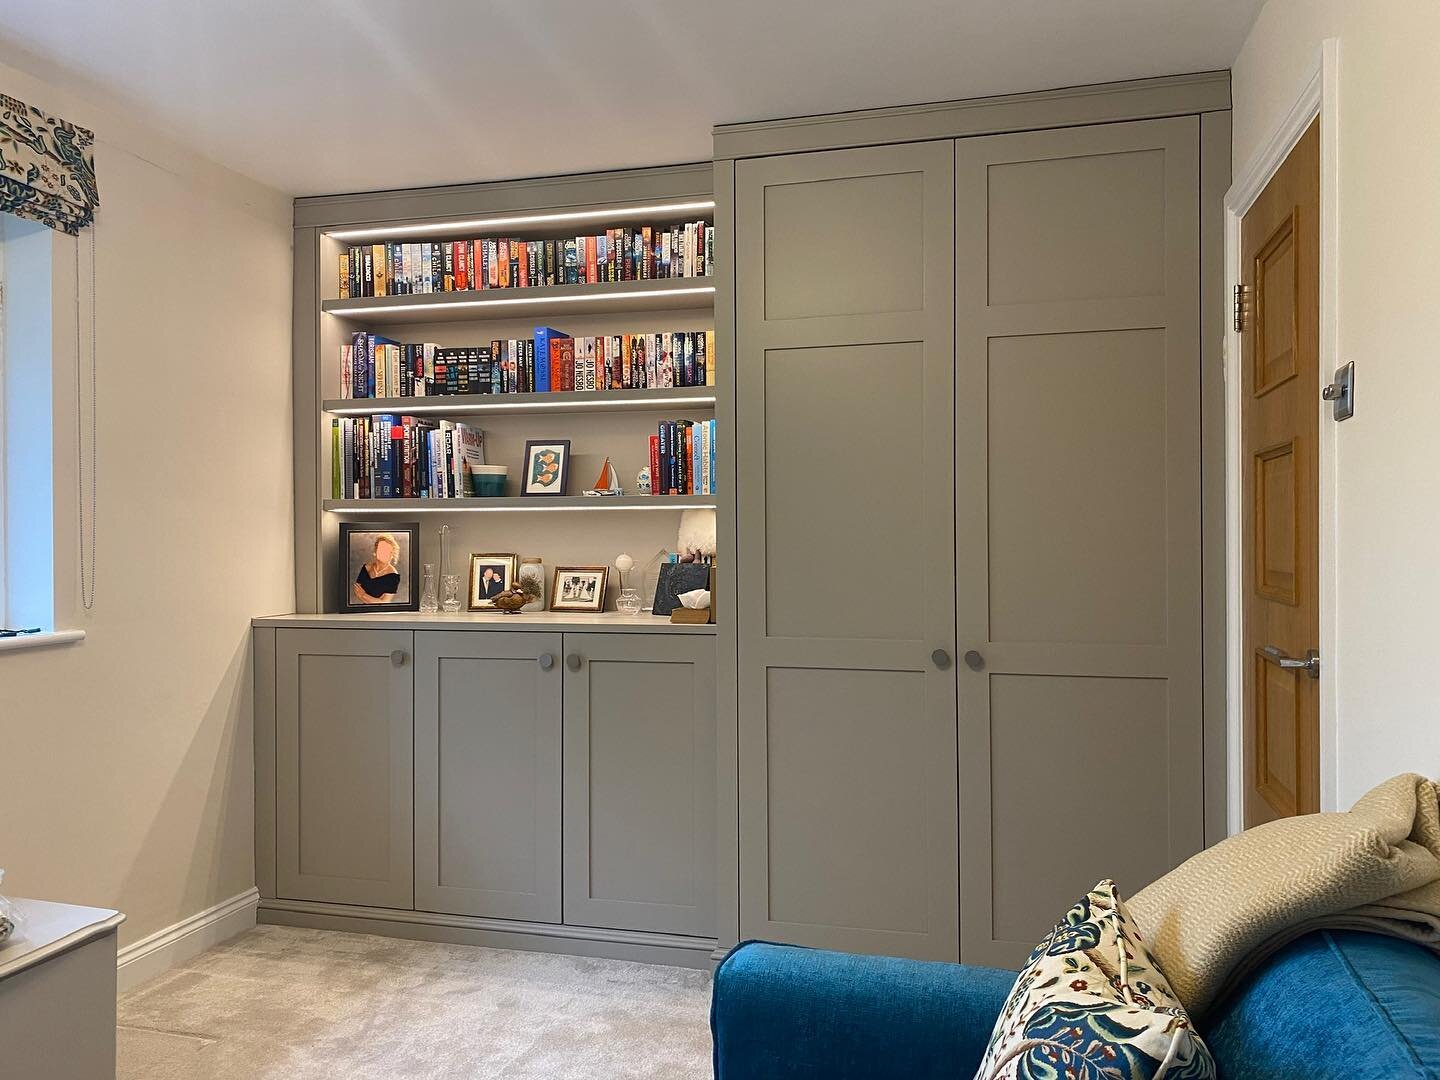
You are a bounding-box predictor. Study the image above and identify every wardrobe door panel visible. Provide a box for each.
[956,117,1204,968]
[736,140,958,962]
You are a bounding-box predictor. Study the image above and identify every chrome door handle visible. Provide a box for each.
[390,649,408,667]
[537,653,555,671]
[1260,645,1320,679]
[565,653,582,672]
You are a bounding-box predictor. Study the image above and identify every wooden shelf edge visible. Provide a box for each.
[324,387,716,416]
[322,277,715,324]
[321,495,717,513]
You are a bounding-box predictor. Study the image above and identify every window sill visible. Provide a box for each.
[0,629,85,654]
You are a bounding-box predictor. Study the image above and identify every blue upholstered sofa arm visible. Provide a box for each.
[711,941,1017,1080]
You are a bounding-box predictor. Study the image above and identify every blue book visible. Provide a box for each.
[532,327,569,393]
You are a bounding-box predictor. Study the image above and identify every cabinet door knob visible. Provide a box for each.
[390,649,408,667]
[931,649,952,670]
[565,653,582,672]
[538,653,555,671]
[963,650,985,671]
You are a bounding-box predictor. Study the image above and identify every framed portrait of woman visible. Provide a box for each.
[338,521,420,612]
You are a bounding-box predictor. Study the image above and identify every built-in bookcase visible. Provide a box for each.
[292,164,725,617]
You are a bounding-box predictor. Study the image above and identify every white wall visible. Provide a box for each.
[0,48,294,946]
[1232,0,1440,805]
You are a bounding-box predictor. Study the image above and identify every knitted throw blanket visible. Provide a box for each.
[1128,773,1440,1019]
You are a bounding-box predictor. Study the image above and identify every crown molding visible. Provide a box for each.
[714,70,1231,160]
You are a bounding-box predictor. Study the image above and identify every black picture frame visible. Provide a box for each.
[521,439,571,496]
[338,521,420,612]
[652,561,711,616]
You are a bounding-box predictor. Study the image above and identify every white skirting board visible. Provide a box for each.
[116,887,259,992]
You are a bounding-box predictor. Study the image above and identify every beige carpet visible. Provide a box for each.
[117,925,713,1079]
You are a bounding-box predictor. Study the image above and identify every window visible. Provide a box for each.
[0,210,56,633]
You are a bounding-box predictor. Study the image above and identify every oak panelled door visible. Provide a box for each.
[735,141,959,961]
[1241,119,1321,827]
[955,118,1206,968]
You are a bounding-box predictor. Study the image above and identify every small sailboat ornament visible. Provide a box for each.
[583,457,624,497]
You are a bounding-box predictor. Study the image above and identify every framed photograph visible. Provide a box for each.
[551,566,608,613]
[339,522,419,612]
[652,560,712,616]
[521,439,571,496]
[468,553,517,610]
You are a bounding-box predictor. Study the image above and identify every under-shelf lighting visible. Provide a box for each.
[324,284,715,318]
[326,200,717,242]
[327,395,716,416]
[326,501,717,513]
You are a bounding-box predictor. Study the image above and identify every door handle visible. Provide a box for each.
[963,650,985,672]
[565,653,583,672]
[537,653,555,671]
[1260,645,1320,679]
[390,649,408,667]
[931,649,952,670]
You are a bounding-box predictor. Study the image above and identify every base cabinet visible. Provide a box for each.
[274,628,415,909]
[257,625,716,949]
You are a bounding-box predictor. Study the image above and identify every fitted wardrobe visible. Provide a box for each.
[256,72,1228,974]
[718,72,1229,969]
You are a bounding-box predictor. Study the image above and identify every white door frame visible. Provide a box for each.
[1224,39,1341,832]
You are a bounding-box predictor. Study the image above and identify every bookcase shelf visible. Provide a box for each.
[323,278,715,325]
[323,495,717,514]
[324,386,716,417]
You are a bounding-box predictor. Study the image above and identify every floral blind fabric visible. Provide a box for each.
[0,93,98,234]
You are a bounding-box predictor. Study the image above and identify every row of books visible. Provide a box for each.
[330,417,487,500]
[341,328,715,399]
[651,419,717,496]
[337,221,712,298]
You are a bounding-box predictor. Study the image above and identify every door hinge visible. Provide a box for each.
[1233,283,1251,333]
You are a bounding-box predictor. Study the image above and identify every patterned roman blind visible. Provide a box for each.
[0,93,98,234]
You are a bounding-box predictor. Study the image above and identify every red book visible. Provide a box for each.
[551,338,574,392]
[518,242,529,288]
[453,242,468,291]
[585,235,597,283]
[649,435,660,495]
[499,240,511,288]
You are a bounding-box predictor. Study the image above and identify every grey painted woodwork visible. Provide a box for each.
[414,631,563,922]
[734,141,960,962]
[713,71,1230,161]
[275,628,415,909]
[954,117,1205,968]
[562,633,716,937]
[253,625,277,900]
[1200,109,1233,847]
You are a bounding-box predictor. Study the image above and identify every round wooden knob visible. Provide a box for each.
[565,653,582,672]
[538,653,555,671]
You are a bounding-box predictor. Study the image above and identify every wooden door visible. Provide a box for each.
[1242,119,1321,827]
[954,117,1206,967]
[562,633,716,937]
[734,141,958,961]
[414,630,562,922]
[275,628,414,908]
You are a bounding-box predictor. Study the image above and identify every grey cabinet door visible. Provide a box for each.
[734,141,959,961]
[414,630,563,922]
[562,633,716,937]
[275,628,414,909]
[954,117,1205,967]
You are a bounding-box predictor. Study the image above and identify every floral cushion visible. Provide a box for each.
[974,880,1215,1080]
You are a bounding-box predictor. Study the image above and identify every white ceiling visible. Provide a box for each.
[0,0,1262,197]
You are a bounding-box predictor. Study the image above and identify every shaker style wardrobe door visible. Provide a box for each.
[954,117,1206,967]
[734,140,959,962]
[275,628,415,909]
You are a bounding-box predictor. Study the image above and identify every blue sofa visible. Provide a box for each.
[712,931,1440,1079]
